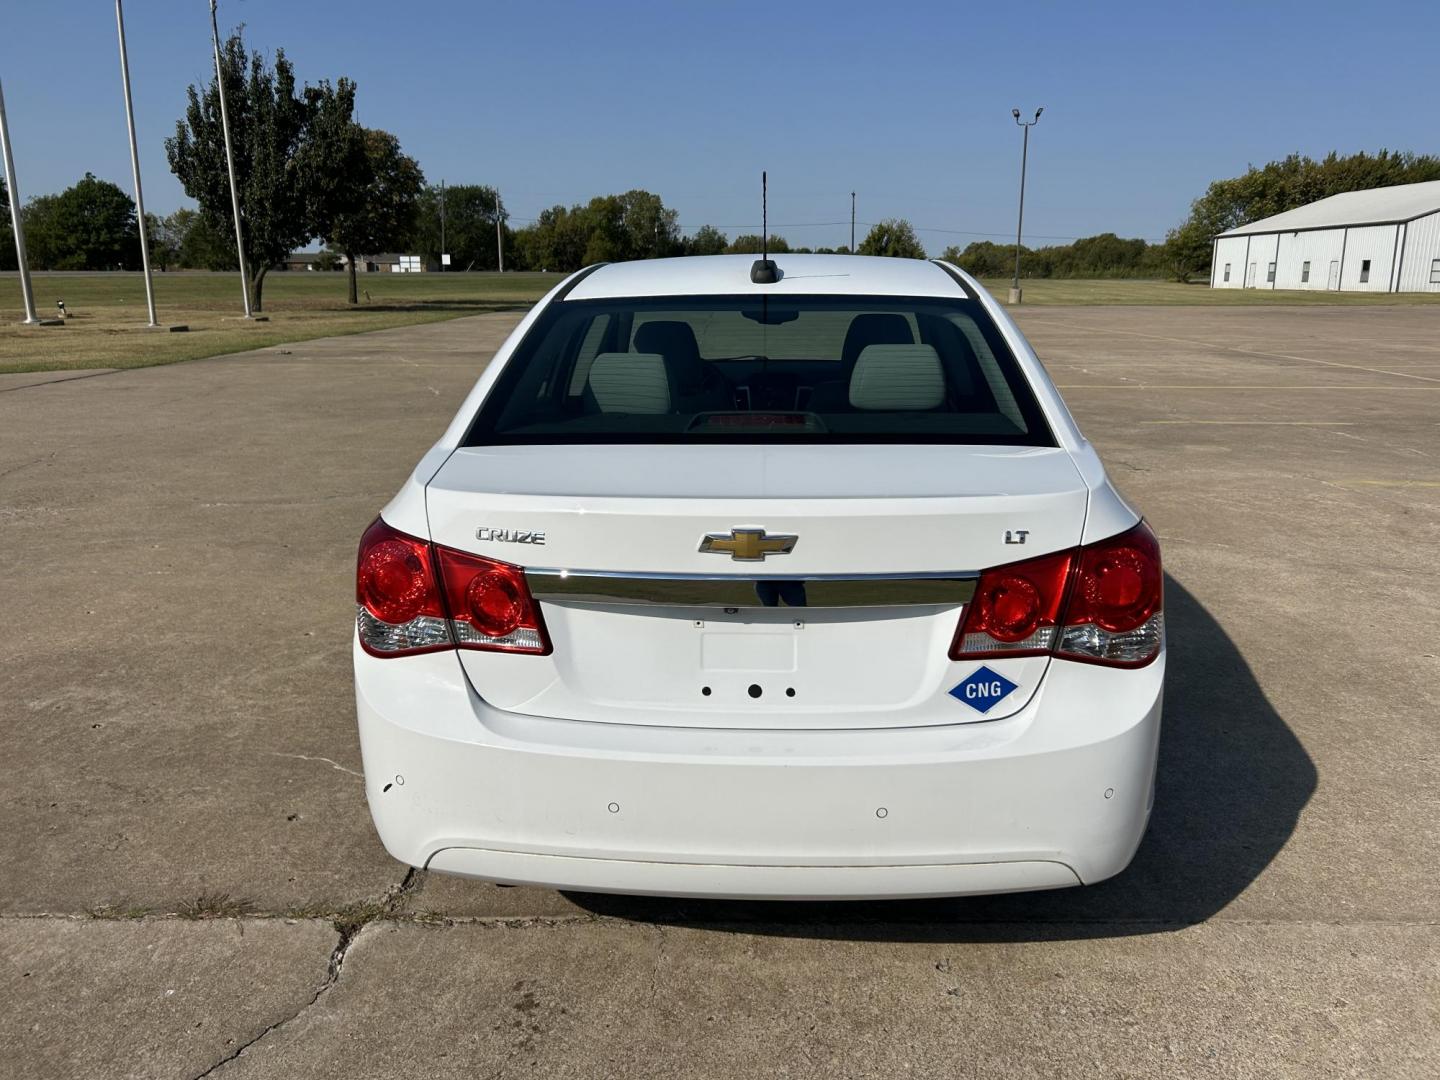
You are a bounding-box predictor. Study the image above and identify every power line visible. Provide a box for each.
[500,215,1165,244]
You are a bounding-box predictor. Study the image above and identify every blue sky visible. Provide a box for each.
[2,0,1437,252]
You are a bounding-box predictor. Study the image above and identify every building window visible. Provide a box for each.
[1301,261,1311,283]
[1266,262,1276,283]
[1430,258,1440,284]
[1360,259,1371,283]
[1223,263,1231,282]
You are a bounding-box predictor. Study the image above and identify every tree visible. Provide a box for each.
[414,183,507,271]
[166,33,360,310]
[147,213,178,271]
[511,203,587,272]
[579,190,680,263]
[19,173,139,271]
[725,234,790,254]
[158,207,236,271]
[612,189,681,260]
[324,128,425,303]
[508,189,682,270]
[0,177,13,272]
[858,218,926,259]
[20,194,62,269]
[683,225,728,256]
[941,236,1172,281]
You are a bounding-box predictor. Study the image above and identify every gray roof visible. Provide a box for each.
[1218,180,1440,237]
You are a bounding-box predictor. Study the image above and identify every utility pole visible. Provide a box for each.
[1010,106,1043,304]
[210,0,254,318]
[850,191,856,254]
[495,191,504,272]
[439,179,445,271]
[115,0,159,328]
[0,77,42,325]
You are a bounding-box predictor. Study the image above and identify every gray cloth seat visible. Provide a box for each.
[633,321,732,413]
[808,313,917,412]
[847,344,946,410]
[585,352,672,414]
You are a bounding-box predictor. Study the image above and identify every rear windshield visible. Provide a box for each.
[463,294,1053,446]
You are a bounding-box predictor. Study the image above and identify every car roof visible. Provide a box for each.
[564,254,968,301]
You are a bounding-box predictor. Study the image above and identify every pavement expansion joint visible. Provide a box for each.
[182,867,424,1078]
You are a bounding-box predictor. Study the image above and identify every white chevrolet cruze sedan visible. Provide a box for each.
[354,254,1164,900]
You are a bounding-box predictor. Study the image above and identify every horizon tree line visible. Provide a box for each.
[6,26,1436,288]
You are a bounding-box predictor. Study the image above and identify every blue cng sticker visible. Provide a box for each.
[949,666,1020,714]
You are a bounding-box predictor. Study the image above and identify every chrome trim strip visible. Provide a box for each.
[524,568,977,609]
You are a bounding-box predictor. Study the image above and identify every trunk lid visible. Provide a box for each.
[426,444,1087,729]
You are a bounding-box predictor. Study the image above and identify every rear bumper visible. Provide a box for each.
[355,641,1163,900]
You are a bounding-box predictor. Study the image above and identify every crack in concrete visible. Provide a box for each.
[0,450,59,482]
[0,368,122,394]
[265,752,364,780]
[186,867,422,1079]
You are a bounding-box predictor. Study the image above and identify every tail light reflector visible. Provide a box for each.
[950,521,1162,668]
[435,546,550,654]
[356,519,450,656]
[356,519,550,657]
[950,550,1073,659]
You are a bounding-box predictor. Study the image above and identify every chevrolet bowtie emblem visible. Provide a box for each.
[699,527,798,562]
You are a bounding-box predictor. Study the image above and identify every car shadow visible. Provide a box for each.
[562,575,1316,940]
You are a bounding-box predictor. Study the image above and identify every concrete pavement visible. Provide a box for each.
[1,304,1436,1077]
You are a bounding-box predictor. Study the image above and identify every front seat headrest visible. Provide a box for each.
[634,320,706,393]
[587,352,672,414]
[849,344,945,411]
[841,313,914,369]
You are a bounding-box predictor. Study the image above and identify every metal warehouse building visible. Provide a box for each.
[1211,180,1440,293]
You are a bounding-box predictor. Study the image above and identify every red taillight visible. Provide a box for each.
[359,539,433,623]
[951,549,1072,659]
[950,521,1163,668]
[355,519,550,657]
[435,547,550,654]
[356,519,449,657]
[1055,521,1163,667]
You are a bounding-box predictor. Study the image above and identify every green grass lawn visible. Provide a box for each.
[2,269,1436,375]
[0,270,559,375]
[976,277,1440,306]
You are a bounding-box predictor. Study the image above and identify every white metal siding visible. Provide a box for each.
[1252,234,1280,289]
[1213,236,1250,289]
[1232,234,1278,289]
[1336,225,1399,292]
[1397,211,1440,292]
[1272,230,1346,290]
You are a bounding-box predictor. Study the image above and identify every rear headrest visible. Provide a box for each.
[849,345,945,411]
[587,352,671,414]
[841,313,914,368]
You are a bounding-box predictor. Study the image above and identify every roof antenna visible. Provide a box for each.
[751,170,779,284]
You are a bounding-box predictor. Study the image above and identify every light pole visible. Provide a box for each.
[494,191,504,272]
[115,0,159,328]
[1010,106,1042,304]
[0,77,43,325]
[850,191,856,254]
[209,0,254,318]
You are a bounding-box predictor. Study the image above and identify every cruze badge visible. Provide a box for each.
[476,527,546,545]
[699,527,798,562]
